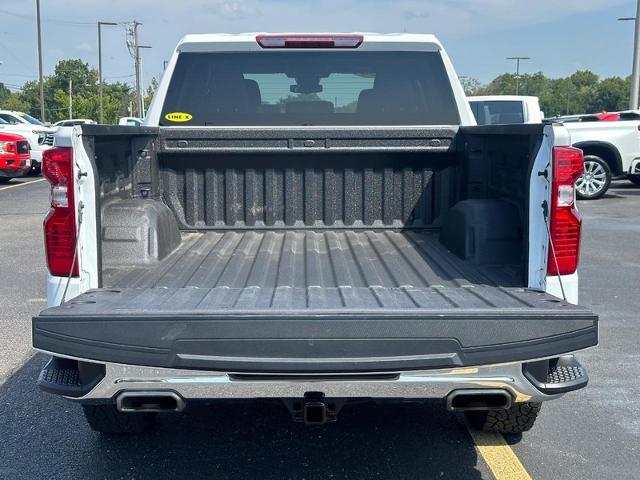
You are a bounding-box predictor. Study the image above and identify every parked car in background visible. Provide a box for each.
[0,113,53,175]
[0,110,49,127]
[468,95,544,125]
[53,119,97,128]
[552,116,640,199]
[546,110,640,124]
[34,33,597,436]
[118,116,143,126]
[0,132,31,183]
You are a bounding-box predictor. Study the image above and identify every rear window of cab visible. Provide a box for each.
[160,51,460,126]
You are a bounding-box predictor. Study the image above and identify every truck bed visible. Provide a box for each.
[104,229,523,307]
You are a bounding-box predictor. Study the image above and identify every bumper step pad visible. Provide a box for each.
[524,355,588,394]
[37,357,105,398]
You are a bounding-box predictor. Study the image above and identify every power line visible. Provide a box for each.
[0,72,38,78]
[104,73,136,79]
[0,7,128,27]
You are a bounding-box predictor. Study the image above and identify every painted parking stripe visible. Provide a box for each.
[466,425,532,480]
[0,178,46,191]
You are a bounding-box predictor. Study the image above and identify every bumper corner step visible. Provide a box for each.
[37,357,105,398]
[524,355,588,395]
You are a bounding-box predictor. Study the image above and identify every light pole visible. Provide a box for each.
[35,0,45,122]
[136,44,152,117]
[98,21,118,124]
[507,56,530,95]
[619,2,640,110]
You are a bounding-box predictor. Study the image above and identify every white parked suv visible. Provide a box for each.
[0,110,54,174]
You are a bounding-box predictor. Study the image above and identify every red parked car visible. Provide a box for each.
[0,132,31,183]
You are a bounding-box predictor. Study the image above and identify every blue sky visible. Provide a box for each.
[0,0,635,92]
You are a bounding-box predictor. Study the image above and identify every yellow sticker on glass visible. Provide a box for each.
[164,112,193,122]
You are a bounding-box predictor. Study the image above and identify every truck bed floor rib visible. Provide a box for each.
[102,230,525,311]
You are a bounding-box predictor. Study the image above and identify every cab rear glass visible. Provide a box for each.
[160,51,460,126]
[470,100,525,125]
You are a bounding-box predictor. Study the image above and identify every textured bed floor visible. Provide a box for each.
[102,230,529,311]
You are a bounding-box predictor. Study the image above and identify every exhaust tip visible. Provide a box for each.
[446,389,512,412]
[116,391,185,413]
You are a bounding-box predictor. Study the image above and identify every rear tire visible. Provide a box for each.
[465,402,542,434]
[576,155,611,200]
[82,404,156,434]
[0,178,11,184]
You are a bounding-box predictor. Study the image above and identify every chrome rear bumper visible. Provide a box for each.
[52,357,566,404]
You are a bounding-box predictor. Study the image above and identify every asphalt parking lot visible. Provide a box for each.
[0,176,638,479]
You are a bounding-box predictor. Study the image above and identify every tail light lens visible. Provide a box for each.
[256,34,363,49]
[548,146,583,276]
[42,147,78,277]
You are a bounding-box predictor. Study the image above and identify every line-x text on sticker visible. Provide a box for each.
[164,112,193,122]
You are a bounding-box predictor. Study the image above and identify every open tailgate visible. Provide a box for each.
[33,286,597,373]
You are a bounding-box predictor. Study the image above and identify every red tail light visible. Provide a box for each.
[548,147,583,276]
[256,34,363,49]
[42,147,78,277]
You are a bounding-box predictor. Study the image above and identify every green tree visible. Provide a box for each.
[587,77,629,112]
[143,77,159,111]
[0,83,30,112]
[0,82,10,102]
[460,77,484,96]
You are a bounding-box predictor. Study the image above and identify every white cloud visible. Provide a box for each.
[203,1,262,20]
[75,42,93,52]
[397,0,630,37]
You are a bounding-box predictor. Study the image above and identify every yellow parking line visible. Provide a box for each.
[467,425,533,480]
[0,178,46,191]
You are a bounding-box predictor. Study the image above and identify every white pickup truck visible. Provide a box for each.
[468,95,544,125]
[33,33,597,435]
[553,113,640,199]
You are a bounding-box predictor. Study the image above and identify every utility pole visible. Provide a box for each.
[506,56,530,95]
[133,21,142,118]
[98,21,118,124]
[68,79,72,119]
[126,21,150,118]
[136,44,152,117]
[35,0,45,122]
[619,1,640,110]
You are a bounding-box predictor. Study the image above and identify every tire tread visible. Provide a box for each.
[466,402,542,434]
